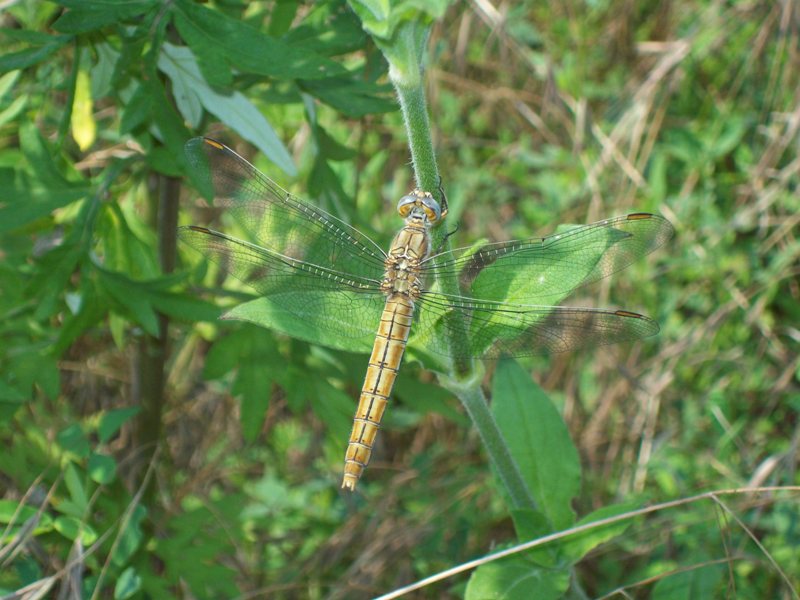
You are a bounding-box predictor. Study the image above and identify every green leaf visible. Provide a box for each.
[309,378,354,441]
[88,452,117,485]
[0,94,27,128]
[171,11,232,88]
[394,374,466,424]
[97,269,160,336]
[508,508,559,566]
[348,0,450,40]
[19,122,83,188]
[0,30,70,70]
[233,336,279,442]
[172,0,346,80]
[63,462,88,512]
[652,558,724,600]
[57,424,91,459]
[52,0,157,34]
[0,379,27,422]
[492,360,580,529]
[560,501,639,562]
[98,407,140,443]
[54,515,98,545]
[119,82,153,135]
[300,77,395,117]
[224,295,377,355]
[150,291,222,323]
[111,504,146,567]
[465,555,570,600]
[55,289,105,356]
[114,567,142,600]
[0,184,89,234]
[238,369,272,443]
[0,68,21,97]
[157,43,296,176]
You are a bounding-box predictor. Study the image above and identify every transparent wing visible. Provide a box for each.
[182,137,388,282]
[413,291,659,358]
[179,137,388,341]
[422,213,673,305]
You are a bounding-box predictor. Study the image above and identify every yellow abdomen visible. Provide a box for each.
[341,294,414,490]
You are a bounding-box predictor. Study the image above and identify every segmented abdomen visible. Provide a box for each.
[341,294,414,490]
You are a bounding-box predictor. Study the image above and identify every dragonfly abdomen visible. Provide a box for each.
[341,294,414,490]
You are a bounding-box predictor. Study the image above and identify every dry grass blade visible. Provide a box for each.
[375,487,800,599]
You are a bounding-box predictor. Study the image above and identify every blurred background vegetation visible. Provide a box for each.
[1,0,798,598]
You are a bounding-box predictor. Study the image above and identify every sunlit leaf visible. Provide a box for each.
[492,360,579,529]
[71,69,96,150]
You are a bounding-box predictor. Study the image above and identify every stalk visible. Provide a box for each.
[386,27,537,510]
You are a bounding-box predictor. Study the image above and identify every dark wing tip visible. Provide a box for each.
[614,309,660,336]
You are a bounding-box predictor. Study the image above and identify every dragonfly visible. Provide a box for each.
[179,137,674,491]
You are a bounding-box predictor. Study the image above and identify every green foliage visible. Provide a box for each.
[1,0,798,598]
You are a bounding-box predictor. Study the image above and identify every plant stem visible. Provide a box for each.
[391,64,536,511]
[453,379,538,510]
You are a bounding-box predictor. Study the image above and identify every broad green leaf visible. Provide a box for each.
[300,77,395,118]
[98,407,140,443]
[54,515,98,545]
[0,95,27,128]
[309,379,355,441]
[52,0,156,34]
[560,501,639,562]
[111,504,146,567]
[492,360,580,529]
[466,556,570,600]
[203,328,278,441]
[97,269,160,336]
[394,374,466,424]
[91,41,118,98]
[119,82,153,134]
[57,424,90,459]
[171,9,232,88]
[203,329,254,380]
[284,5,367,55]
[0,31,70,70]
[225,295,377,355]
[3,347,60,403]
[19,122,81,188]
[172,0,346,80]
[157,43,296,176]
[238,368,273,443]
[0,69,21,97]
[114,567,142,599]
[150,291,222,323]
[233,346,278,443]
[88,452,117,485]
[63,462,88,512]
[509,508,559,566]
[142,68,192,177]
[0,379,27,422]
[0,184,89,234]
[55,290,105,356]
[71,69,96,150]
[0,500,37,524]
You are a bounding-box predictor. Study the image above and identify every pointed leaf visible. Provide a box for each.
[492,360,580,529]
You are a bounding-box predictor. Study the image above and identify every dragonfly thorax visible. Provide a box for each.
[397,189,443,224]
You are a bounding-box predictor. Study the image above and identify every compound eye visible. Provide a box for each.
[397,196,415,217]
[420,195,442,223]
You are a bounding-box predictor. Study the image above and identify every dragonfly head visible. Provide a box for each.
[397,190,445,224]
